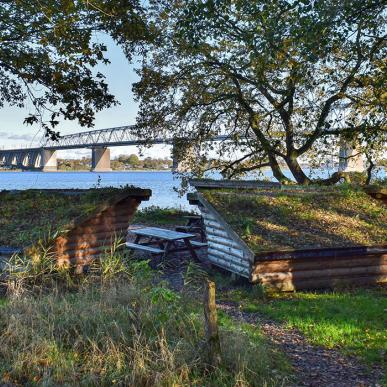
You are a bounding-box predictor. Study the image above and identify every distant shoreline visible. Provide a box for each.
[0,169,172,173]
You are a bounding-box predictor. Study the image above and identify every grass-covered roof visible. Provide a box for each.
[0,187,150,248]
[200,186,387,253]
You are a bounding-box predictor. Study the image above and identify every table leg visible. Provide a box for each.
[162,240,173,260]
[184,239,199,261]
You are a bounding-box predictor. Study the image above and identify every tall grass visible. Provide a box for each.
[0,249,290,386]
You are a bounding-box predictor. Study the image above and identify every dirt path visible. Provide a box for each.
[218,301,383,387]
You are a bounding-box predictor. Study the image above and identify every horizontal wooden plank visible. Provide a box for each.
[130,227,195,241]
[208,241,245,259]
[189,178,280,189]
[254,264,387,283]
[0,247,22,255]
[205,227,230,239]
[71,222,130,236]
[208,248,250,267]
[255,246,387,262]
[190,241,208,248]
[203,219,225,231]
[206,235,241,250]
[125,242,164,254]
[253,255,387,274]
[253,274,387,291]
[207,254,250,277]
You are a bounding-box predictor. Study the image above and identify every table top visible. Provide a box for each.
[131,227,195,241]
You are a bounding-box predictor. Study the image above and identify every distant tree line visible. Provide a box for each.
[57,154,172,171]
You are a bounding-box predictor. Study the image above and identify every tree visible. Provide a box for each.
[127,153,140,167]
[132,0,386,184]
[0,0,147,139]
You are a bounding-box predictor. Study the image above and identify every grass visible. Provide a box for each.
[201,185,387,252]
[0,250,291,386]
[223,285,387,368]
[0,187,142,248]
[133,205,196,226]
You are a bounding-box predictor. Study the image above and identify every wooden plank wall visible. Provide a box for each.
[252,252,387,291]
[54,196,142,270]
[200,204,251,278]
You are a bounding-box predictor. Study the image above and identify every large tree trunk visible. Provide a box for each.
[268,154,292,184]
[285,154,311,185]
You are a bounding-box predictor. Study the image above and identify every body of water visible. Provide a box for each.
[0,167,384,210]
[0,171,191,210]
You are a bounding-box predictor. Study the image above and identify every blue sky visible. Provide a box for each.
[0,35,171,159]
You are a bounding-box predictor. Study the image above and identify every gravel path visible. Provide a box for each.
[218,301,384,387]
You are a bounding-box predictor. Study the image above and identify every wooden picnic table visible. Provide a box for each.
[176,215,206,241]
[126,226,207,261]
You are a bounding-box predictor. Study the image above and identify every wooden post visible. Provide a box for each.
[203,279,222,367]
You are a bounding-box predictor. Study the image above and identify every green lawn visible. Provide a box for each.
[224,286,386,367]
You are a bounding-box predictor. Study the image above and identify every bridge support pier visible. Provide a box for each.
[41,149,58,172]
[338,142,364,172]
[91,147,111,172]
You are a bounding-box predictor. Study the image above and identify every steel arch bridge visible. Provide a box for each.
[0,125,231,172]
[0,125,362,172]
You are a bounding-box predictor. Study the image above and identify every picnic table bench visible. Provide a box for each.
[126,226,207,261]
[175,215,206,241]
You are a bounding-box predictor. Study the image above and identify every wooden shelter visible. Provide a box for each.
[189,180,386,291]
[0,187,151,271]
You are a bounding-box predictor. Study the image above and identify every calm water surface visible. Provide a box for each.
[0,171,191,209]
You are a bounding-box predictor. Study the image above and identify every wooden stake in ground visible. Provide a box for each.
[203,279,222,367]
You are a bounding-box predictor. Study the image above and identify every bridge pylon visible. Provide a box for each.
[41,149,58,172]
[91,147,112,172]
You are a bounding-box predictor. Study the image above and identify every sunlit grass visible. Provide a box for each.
[225,286,386,367]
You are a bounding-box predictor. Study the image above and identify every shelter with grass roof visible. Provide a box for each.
[0,187,151,272]
[189,180,386,291]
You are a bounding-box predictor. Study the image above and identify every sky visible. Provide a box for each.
[0,35,171,159]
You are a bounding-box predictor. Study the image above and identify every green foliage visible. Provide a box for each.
[184,261,209,290]
[202,187,387,252]
[0,0,148,136]
[133,0,386,185]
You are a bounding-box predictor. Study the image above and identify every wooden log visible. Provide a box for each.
[207,248,249,266]
[206,235,242,249]
[203,280,222,367]
[57,229,127,249]
[203,219,226,231]
[254,274,387,291]
[205,227,230,239]
[76,213,135,227]
[254,264,387,283]
[253,255,387,274]
[207,241,245,259]
[207,253,250,276]
[70,222,129,236]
